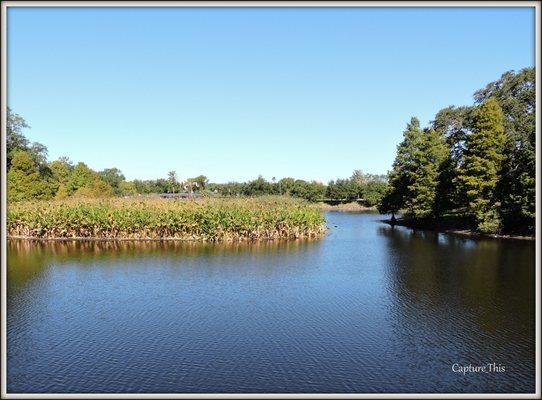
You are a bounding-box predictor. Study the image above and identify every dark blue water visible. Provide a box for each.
[7,212,536,393]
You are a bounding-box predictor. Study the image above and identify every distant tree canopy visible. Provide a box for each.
[206,172,387,204]
[379,67,535,235]
[99,168,126,195]
[191,175,209,190]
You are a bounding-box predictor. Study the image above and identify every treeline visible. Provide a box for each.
[378,67,535,235]
[6,109,388,205]
[206,172,387,205]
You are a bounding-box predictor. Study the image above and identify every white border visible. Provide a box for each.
[1,2,540,399]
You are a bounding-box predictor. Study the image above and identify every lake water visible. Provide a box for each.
[7,212,536,393]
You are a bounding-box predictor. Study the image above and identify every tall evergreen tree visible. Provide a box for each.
[406,128,449,218]
[473,68,535,229]
[378,117,423,216]
[430,105,475,213]
[455,98,507,233]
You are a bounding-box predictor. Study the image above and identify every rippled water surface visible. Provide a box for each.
[7,212,535,393]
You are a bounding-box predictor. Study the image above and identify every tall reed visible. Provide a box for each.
[7,196,326,241]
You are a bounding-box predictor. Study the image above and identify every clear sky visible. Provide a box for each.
[7,6,535,183]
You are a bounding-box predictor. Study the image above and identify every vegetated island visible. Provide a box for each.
[7,196,327,242]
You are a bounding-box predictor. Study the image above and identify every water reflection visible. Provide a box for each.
[8,237,321,262]
[378,224,535,392]
[7,213,535,394]
[8,238,322,286]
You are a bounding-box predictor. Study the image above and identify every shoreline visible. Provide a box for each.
[384,218,535,241]
[6,233,327,242]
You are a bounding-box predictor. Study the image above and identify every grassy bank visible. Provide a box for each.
[7,196,326,241]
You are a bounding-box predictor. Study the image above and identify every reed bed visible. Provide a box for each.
[7,196,326,241]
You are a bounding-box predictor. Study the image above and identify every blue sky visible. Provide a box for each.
[7,7,535,183]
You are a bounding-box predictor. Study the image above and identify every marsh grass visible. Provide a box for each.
[7,196,326,241]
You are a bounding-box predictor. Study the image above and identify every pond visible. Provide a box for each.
[7,212,535,393]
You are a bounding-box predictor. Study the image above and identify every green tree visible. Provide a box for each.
[49,158,73,197]
[474,68,535,228]
[74,179,114,198]
[55,184,70,200]
[243,175,271,196]
[6,108,30,169]
[119,181,138,196]
[350,169,367,185]
[132,179,148,194]
[406,128,448,218]
[67,162,96,193]
[50,157,74,185]
[430,105,474,213]
[7,151,54,202]
[431,105,474,163]
[192,175,209,191]
[167,171,179,193]
[278,177,296,195]
[290,180,325,202]
[377,183,403,216]
[326,179,360,201]
[455,98,507,233]
[7,108,50,175]
[28,142,51,176]
[99,168,126,195]
[363,180,388,207]
[378,117,423,216]
[220,182,245,196]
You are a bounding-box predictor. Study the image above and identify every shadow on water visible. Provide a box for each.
[377,224,535,392]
